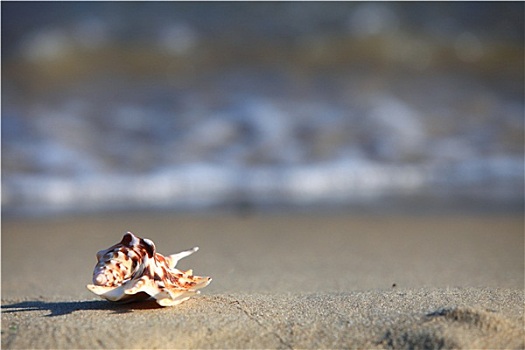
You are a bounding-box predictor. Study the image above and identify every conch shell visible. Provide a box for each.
[87,232,211,306]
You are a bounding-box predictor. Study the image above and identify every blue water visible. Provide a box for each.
[2,2,524,216]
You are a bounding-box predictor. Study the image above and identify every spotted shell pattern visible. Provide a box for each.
[87,232,211,306]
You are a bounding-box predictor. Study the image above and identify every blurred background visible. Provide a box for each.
[2,2,524,218]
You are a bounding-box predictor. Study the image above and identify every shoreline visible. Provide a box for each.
[2,212,523,348]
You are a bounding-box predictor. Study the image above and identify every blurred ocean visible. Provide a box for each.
[2,2,524,216]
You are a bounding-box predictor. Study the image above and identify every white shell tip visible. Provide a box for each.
[95,274,107,285]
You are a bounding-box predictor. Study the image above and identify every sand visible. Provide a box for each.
[2,212,524,349]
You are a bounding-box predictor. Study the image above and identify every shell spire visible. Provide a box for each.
[87,231,211,306]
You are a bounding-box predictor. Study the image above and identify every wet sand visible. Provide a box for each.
[2,212,523,348]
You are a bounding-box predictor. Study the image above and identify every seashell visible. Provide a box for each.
[87,231,211,306]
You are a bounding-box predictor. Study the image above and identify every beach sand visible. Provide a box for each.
[2,212,523,349]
